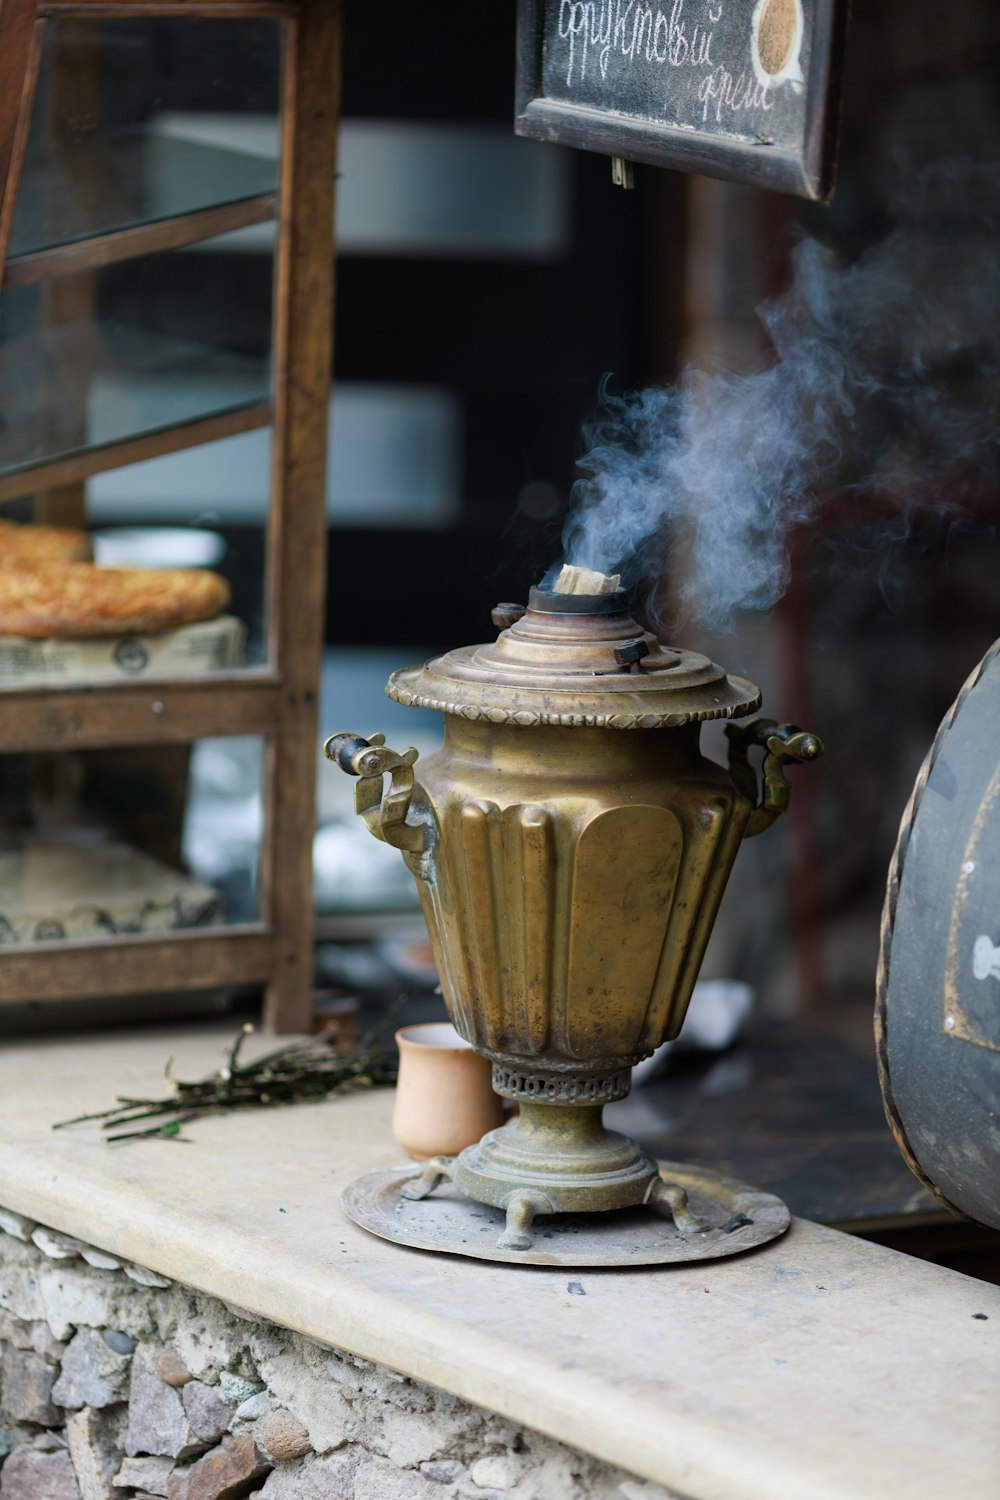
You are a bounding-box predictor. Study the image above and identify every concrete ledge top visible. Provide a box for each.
[0,1022,997,1500]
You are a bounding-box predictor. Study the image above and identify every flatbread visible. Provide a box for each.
[0,561,230,638]
[0,519,92,563]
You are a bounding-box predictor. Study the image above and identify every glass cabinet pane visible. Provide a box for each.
[0,268,271,481]
[10,134,278,265]
[0,13,281,483]
[0,736,265,946]
[0,17,282,674]
[8,17,281,263]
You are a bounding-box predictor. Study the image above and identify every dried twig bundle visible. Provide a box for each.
[53,1022,397,1143]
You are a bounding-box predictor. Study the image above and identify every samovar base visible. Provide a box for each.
[341,1158,790,1267]
[399,1101,709,1250]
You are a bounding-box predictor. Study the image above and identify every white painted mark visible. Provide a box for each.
[972,934,1000,982]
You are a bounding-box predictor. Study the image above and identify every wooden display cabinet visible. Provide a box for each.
[0,0,341,1032]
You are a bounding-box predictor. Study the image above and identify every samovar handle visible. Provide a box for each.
[724,718,824,838]
[324,732,427,854]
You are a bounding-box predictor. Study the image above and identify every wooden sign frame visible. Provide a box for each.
[515,0,847,200]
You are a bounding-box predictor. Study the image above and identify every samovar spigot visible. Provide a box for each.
[324,732,427,855]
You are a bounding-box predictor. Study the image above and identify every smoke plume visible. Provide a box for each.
[560,163,1000,629]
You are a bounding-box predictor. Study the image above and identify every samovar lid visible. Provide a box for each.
[387,585,760,729]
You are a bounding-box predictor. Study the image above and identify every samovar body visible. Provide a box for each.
[328,584,820,1249]
[411,716,751,1093]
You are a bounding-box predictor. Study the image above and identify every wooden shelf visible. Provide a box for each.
[0,400,272,505]
[5,192,278,289]
[0,672,284,751]
[0,925,275,1003]
[38,2,297,16]
[7,128,279,274]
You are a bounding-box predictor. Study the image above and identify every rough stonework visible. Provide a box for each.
[0,1444,81,1498]
[1,1343,61,1425]
[54,1329,132,1410]
[0,1208,682,1500]
[65,1405,125,1500]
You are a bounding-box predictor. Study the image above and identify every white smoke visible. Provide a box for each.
[560,163,1000,628]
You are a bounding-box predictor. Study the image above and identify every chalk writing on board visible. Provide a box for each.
[516,0,844,199]
[546,0,806,137]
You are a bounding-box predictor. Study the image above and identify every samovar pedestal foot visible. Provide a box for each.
[645,1175,707,1235]
[398,1156,554,1249]
[399,1156,455,1201]
[496,1192,555,1251]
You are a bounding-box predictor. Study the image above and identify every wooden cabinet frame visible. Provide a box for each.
[0,0,341,1032]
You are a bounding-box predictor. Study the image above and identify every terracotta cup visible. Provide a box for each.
[393,1022,507,1160]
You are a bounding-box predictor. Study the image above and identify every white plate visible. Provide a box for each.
[91,528,226,569]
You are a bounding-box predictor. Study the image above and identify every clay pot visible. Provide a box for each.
[393,1022,506,1160]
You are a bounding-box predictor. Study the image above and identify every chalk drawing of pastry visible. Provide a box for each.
[751,0,804,91]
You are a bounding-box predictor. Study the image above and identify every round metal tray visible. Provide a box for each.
[342,1161,789,1268]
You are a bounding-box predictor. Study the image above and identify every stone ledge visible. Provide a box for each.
[0,1240,656,1500]
[0,1022,997,1500]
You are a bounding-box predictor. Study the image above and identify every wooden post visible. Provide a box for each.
[261,0,340,1031]
[35,16,102,529]
[0,0,44,283]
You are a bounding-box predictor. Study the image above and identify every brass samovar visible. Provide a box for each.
[327,579,821,1257]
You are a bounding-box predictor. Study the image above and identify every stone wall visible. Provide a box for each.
[0,1207,678,1500]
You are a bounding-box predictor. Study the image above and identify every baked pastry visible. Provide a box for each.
[0,561,230,637]
[0,519,92,562]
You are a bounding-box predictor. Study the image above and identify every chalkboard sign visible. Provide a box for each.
[515,0,846,199]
